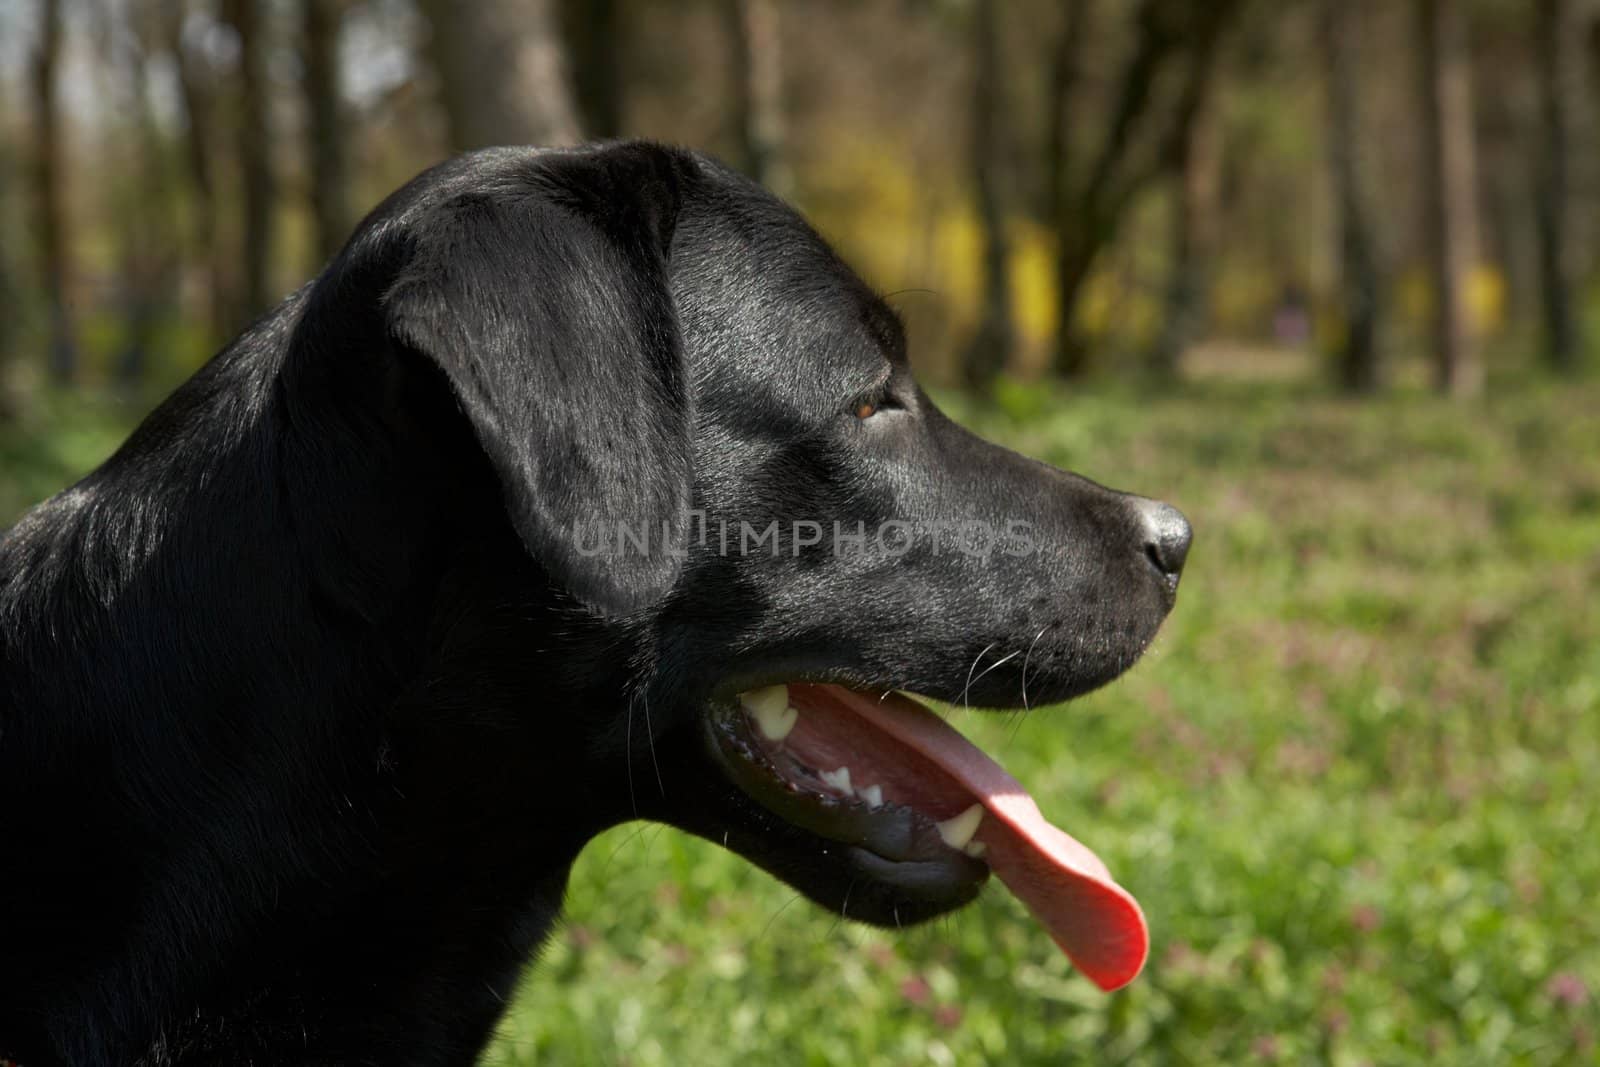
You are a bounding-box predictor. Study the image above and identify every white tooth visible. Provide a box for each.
[762,705,799,741]
[860,784,884,809]
[740,686,798,741]
[820,766,853,794]
[937,804,984,850]
[964,841,988,858]
[740,684,788,718]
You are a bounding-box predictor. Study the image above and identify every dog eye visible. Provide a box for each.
[853,388,901,421]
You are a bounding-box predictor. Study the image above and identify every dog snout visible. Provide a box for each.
[1131,498,1192,583]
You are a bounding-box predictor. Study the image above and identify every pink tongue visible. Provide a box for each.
[813,685,1148,992]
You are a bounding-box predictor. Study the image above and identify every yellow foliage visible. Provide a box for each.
[1398,263,1508,335]
[1471,267,1507,333]
[796,137,1105,374]
[1010,224,1059,342]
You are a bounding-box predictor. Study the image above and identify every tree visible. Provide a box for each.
[1148,13,1231,379]
[29,0,77,384]
[110,1,181,388]
[222,0,277,323]
[961,0,1015,389]
[0,66,16,417]
[1535,0,1583,375]
[1042,0,1095,225]
[1323,0,1383,392]
[420,0,582,150]
[724,0,793,197]
[1044,0,1245,377]
[302,0,351,266]
[1416,0,1483,397]
[562,0,623,139]
[161,0,230,343]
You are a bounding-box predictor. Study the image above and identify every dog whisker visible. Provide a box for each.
[881,286,940,302]
[599,822,651,880]
[625,691,639,819]
[641,824,669,866]
[962,643,997,711]
[965,649,1021,704]
[1007,708,1030,745]
[641,692,665,798]
[1021,624,1050,712]
[756,892,804,946]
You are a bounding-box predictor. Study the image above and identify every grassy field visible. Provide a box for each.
[4,378,1597,1065]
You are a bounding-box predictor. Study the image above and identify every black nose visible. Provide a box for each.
[1134,499,1192,579]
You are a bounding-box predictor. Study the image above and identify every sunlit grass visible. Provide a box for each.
[3,377,1595,1065]
[490,380,1600,1066]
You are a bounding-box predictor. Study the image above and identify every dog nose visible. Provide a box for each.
[1133,499,1192,579]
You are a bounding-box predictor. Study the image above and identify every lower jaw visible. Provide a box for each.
[694,680,1152,992]
[701,689,991,910]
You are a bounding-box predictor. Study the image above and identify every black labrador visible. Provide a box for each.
[0,142,1190,1065]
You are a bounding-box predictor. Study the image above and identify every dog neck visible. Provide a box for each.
[0,290,644,1061]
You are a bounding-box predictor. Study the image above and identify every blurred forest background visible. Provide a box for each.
[2,0,1598,397]
[2,1,1599,1065]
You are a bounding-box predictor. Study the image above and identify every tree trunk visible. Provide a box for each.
[0,76,16,418]
[1041,0,1095,373]
[1149,7,1232,380]
[1051,235,1101,377]
[1323,0,1382,393]
[1051,0,1179,378]
[1535,0,1583,375]
[1416,0,1483,397]
[724,0,793,198]
[222,0,277,324]
[162,0,229,344]
[1046,0,1242,378]
[562,0,623,139]
[1149,105,1219,379]
[1043,0,1096,221]
[29,0,77,384]
[303,0,351,266]
[962,0,1014,389]
[420,0,583,150]
[116,8,180,390]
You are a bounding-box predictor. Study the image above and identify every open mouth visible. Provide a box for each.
[705,682,1148,992]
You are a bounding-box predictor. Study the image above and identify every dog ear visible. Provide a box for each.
[385,144,692,616]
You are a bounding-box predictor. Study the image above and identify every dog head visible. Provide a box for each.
[332,141,1190,989]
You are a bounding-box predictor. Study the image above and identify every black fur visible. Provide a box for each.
[0,142,1188,1065]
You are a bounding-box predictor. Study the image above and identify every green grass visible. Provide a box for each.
[4,379,1596,1065]
[0,391,151,522]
